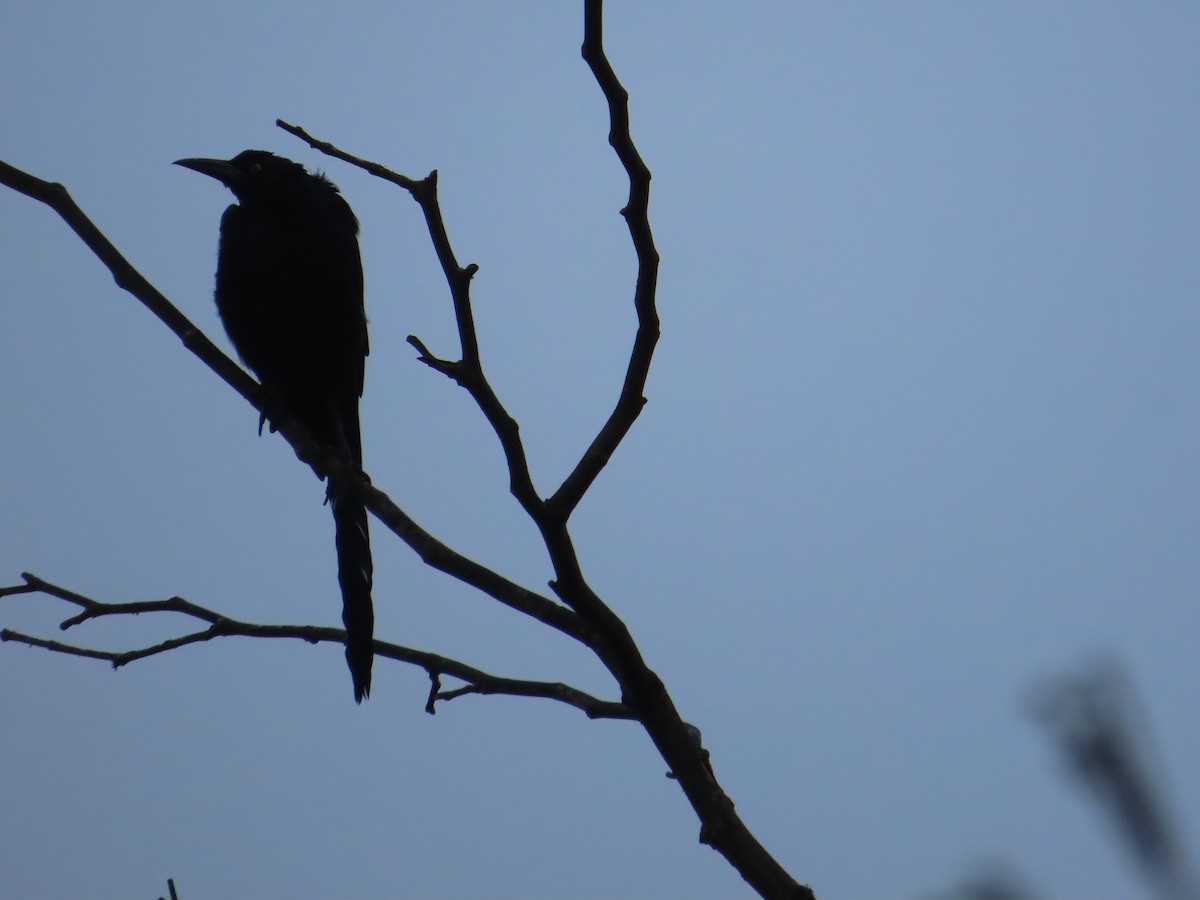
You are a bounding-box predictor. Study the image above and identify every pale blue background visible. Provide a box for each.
[2,3,1198,898]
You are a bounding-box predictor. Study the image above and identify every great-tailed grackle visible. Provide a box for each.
[175,150,374,702]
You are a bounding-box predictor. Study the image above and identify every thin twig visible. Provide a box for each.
[553,0,661,519]
[1,573,629,720]
[278,119,548,531]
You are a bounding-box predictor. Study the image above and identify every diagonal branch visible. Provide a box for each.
[0,157,336,487]
[357,476,593,645]
[0,160,259,406]
[0,156,593,648]
[0,573,630,720]
[277,119,548,532]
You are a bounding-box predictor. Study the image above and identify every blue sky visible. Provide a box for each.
[2,3,1199,898]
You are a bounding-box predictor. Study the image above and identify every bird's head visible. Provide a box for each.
[174,150,316,204]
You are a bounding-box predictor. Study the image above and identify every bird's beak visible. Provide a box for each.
[173,157,241,188]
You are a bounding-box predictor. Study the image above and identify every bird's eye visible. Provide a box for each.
[249,162,263,174]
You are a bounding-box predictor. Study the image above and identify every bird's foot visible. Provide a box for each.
[254,384,283,436]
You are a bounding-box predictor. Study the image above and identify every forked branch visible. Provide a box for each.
[0,1,811,896]
[285,4,809,896]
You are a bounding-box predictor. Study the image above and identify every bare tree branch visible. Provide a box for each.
[276,119,549,536]
[0,154,597,649]
[0,160,259,405]
[284,5,811,896]
[554,0,661,519]
[274,122,632,681]
[0,573,629,720]
[356,476,594,646]
[1,3,813,897]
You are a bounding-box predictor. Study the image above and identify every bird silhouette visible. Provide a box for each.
[176,149,374,701]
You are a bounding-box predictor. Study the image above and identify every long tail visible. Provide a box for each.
[332,489,374,702]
